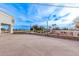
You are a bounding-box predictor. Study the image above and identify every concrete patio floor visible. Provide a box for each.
[0,33,79,56]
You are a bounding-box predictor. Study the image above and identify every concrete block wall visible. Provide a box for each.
[51,30,79,37]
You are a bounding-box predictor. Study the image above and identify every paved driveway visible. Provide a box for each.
[0,33,79,56]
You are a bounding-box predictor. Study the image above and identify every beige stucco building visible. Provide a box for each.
[0,11,14,34]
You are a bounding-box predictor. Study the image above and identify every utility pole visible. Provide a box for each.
[47,20,48,36]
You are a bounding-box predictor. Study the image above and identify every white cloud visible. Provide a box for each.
[38,6,79,28]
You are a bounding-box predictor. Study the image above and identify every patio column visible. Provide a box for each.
[9,24,13,34]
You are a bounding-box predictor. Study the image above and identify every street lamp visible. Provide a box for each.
[46,19,49,36]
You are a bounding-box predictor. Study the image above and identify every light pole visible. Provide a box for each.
[47,20,48,36]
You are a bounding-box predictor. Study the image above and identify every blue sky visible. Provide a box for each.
[0,3,79,30]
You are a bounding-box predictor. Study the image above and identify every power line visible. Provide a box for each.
[38,3,79,8]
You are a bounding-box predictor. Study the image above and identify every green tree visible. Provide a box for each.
[30,25,45,32]
[63,28,68,30]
